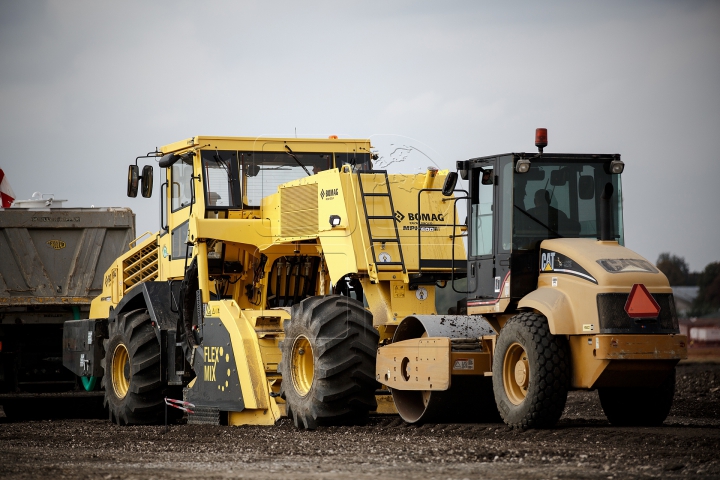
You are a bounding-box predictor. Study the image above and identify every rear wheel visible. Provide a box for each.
[102,309,164,425]
[599,368,676,426]
[279,295,379,430]
[492,312,570,429]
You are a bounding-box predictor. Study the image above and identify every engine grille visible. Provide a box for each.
[280,184,318,237]
[122,239,159,292]
[596,293,679,334]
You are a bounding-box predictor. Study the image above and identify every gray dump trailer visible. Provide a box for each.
[0,204,134,413]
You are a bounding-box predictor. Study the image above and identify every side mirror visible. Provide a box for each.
[141,165,153,198]
[442,172,458,196]
[127,165,139,197]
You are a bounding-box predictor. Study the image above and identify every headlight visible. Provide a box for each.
[516,159,531,173]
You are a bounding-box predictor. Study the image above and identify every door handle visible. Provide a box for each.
[471,263,476,276]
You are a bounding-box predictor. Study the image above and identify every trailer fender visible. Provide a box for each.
[517,288,574,335]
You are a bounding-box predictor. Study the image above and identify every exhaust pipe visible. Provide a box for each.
[599,182,614,241]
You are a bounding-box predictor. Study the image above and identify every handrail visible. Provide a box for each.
[129,231,153,249]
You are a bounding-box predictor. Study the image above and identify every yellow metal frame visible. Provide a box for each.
[87,133,689,427]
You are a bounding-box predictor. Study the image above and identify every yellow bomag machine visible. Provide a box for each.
[62,131,686,429]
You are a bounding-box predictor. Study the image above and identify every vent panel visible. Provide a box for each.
[281,184,318,237]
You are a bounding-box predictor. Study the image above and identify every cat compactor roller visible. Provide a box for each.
[63,131,686,429]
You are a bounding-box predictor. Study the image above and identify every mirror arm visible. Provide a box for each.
[135,151,161,167]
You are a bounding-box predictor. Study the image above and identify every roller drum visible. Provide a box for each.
[390,315,499,424]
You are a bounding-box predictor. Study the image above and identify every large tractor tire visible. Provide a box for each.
[102,309,164,425]
[598,368,676,426]
[279,295,379,430]
[492,311,570,429]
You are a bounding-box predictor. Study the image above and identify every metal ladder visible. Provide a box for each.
[356,170,408,282]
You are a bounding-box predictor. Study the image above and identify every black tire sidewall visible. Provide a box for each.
[493,318,538,425]
[279,295,378,429]
[102,309,164,425]
[104,332,128,413]
[281,308,319,420]
[492,312,569,429]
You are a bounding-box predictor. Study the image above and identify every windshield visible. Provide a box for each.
[513,160,624,250]
[200,150,334,208]
[241,151,331,206]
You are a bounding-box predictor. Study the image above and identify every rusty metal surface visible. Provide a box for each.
[0,208,135,305]
[393,314,497,342]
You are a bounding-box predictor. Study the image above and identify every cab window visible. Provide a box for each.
[171,156,193,212]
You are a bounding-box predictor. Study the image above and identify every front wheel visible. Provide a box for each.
[599,368,676,426]
[102,309,164,425]
[492,312,570,429]
[279,295,379,430]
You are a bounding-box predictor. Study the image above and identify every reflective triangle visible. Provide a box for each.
[624,283,661,318]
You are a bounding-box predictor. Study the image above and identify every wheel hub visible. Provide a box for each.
[514,357,529,388]
[291,336,314,397]
[111,343,130,399]
[502,342,529,405]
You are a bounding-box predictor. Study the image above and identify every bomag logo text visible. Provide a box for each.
[104,269,117,287]
[407,213,444,222]
[320,188,338,200]
[203,346,223,381]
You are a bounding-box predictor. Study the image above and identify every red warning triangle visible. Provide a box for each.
[624,284,661,318]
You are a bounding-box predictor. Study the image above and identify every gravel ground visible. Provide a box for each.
[0,362,718,479]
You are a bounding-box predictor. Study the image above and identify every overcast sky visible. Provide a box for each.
[1,1,718,271]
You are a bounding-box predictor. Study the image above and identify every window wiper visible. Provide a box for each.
[213,150,232,179]
[284,145,311,176]
[513,204,564,238]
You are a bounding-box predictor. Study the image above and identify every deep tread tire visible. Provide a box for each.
[101,309,164,425]
[599,368,676,426]
[492,312,570,429]
[279,295,379,430]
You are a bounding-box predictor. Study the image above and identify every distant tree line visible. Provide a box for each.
[656,253,720,316]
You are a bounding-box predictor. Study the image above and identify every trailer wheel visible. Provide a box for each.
[492,311,570,429]
[102,309,164,425]
[279,295,379,430]
[598,368,676,426]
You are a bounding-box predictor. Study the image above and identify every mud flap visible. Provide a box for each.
[184,316,245,412]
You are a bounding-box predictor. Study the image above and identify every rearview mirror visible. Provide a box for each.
[127,165,139,197]
[141,165,153,198]
[550,169,568,186]
[579,175,594,199]
[481,169,494,185]
[441,172,458,196]
[245,164,260,177]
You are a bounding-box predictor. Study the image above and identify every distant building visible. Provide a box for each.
[679,314,720,350]
[672,286,700,317]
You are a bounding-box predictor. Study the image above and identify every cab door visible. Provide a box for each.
[467,160,496,301]
[466,156,513,307]
[167,154,196,278]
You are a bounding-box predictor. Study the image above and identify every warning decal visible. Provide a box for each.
[453,359,475,371]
